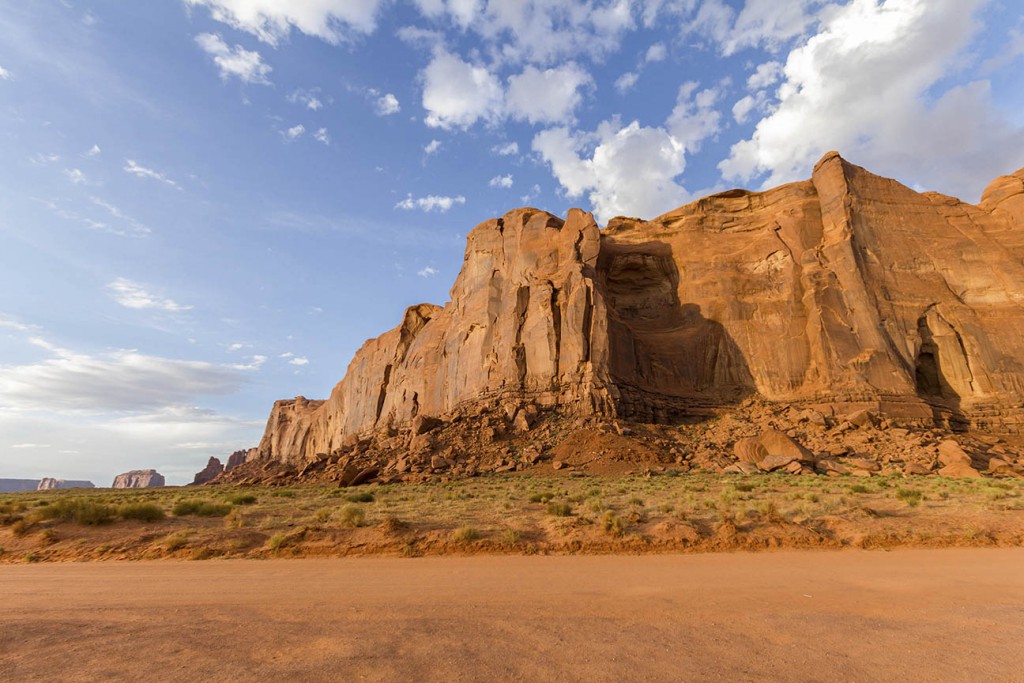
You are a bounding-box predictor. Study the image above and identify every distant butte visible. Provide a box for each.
[208,153,1024,485]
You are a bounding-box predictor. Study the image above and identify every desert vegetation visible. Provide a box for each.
[0,472,1022,563]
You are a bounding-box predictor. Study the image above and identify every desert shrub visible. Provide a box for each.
[270,490,296,498]
[267,533,287,552]
[451,525,480,543]
[314,508,332,523]
[224,509,247,529]
[190,547,214,561]
[39,528,59,545]
[338,504,365,528]
[173,500,231,517]
[163,532,188,552]
[500,528,521,544]
[896,488,923,507]
[119,503,165,522]
[848,484,870,494]
[379,516,409,533]
[344,491,375,503]
[24,552,39,563]
[733,482,755,493]
[227,493,257,506]
[602,510,624,536]
[529,492,556,503]
[628,496,645,507]
[40,498,115,525]
[547,502,573,517]
[11,518,33,537]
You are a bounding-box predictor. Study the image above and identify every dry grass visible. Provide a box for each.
[0,473,1021,562]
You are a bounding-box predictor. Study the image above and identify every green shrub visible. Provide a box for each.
[338,504,365,528]
[270,490,296,498]
[547,502,573,517]
[227,493,257,506]
[602,510,624,536]
[733,482,755,493]
[163,532,188,552]
[40,498,115,525]
[173,500,231,517]
[267,533,286,552]
[896,488,923,507]
[344,491,375,503]
[119,503,165,522]
[849,484,870,494]
[529,492,556,504]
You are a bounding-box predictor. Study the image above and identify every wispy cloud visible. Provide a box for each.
[107,278,192,312]
[123,159,180,189]
[0,65,11,80]
[284,124,305,140]
[90,197,151,236]
[417,266,438,278]
[395,194,466,212]
[84,144,101,157]
[489,174,513,188]
[64,168,88,185]
[288,356,309,366]
[314,127,330,145]
[288,88,323,110]
[424,139,442,155]
[374,92,400,116]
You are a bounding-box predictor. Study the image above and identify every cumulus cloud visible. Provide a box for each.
[720,0,1024,200]
[107,278,192,312]
[124,160,180,189]
[506,63,592,124]
[614,71,639,94]
[184,0,386,45]
[284,124,305,140]
[287,356,309,366]
[395,194,466,212]
[533,120,689,223]
[0,65,11,80]
[424,139,442,155]
[645,42,667,62]
[195,33,272,84]
[685,0,819,56]
[314,127,330,145]
[374,92,401,116]
[417,266,438,277]
[422,49,503,129]
[665,81,723,153]
[746,60,782,90]
[489,174,513,188]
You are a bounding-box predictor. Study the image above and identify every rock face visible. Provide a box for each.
[191,457,224,486]
[0,479,42,493]
[111,469,165,489]
[248,153,1024,468]
[36,478,95,490]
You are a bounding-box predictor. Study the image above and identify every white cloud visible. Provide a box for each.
[506,63,592,124]
[417,266,438,277]
[424,139,442,155]
[732,93,767,124]
[0,65,11,80]
[233,355,267,370]
[124,160,180,189]
[374,92,401,116]
[665,81,723,154]
[422,49,503,129]
[0,349,246,413]
[31,153,61,165]
[645,42,667,62]
[720,0,1024,200]
[90,197,151,237]
[614,71,639,94]
[10,443,51,449]
[493,141,519,156]
[288,88,323,110]
[521,183,541,204]
[279,351,294,358]
[107,278,192,312]
[395,194,466,212]
[284,124,306,140]
[533,120,689,223]
[747,60,782,90]
[314,127,330,145]
[85,144,102,157]
[64,168,87,185]
[685,0,819,56]
[489,174,513,188]
[184,0,386,45]
[288,356,309,366]
[195,32,272,84]
[411,0,635,66]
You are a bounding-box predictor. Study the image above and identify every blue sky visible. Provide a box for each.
[1,0,1022,485]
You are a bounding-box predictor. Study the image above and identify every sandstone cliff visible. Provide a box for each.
[243,153,1024,469]
[36,478,95,490]
[111,470,165,489]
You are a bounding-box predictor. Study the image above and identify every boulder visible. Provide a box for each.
[938,440,973,467]
[758,429,814,463]
[938,461,983,479]
[734,437,768,465]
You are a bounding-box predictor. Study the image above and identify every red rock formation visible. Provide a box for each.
[111,470,165,488]
[248,153,1024,467]
[190,457,224,485]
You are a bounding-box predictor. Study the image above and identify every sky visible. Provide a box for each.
[1,0,1022,485]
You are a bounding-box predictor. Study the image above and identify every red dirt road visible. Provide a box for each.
[2,550,1023,682]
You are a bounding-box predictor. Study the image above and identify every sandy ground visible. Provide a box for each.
[2,550,1023,682]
